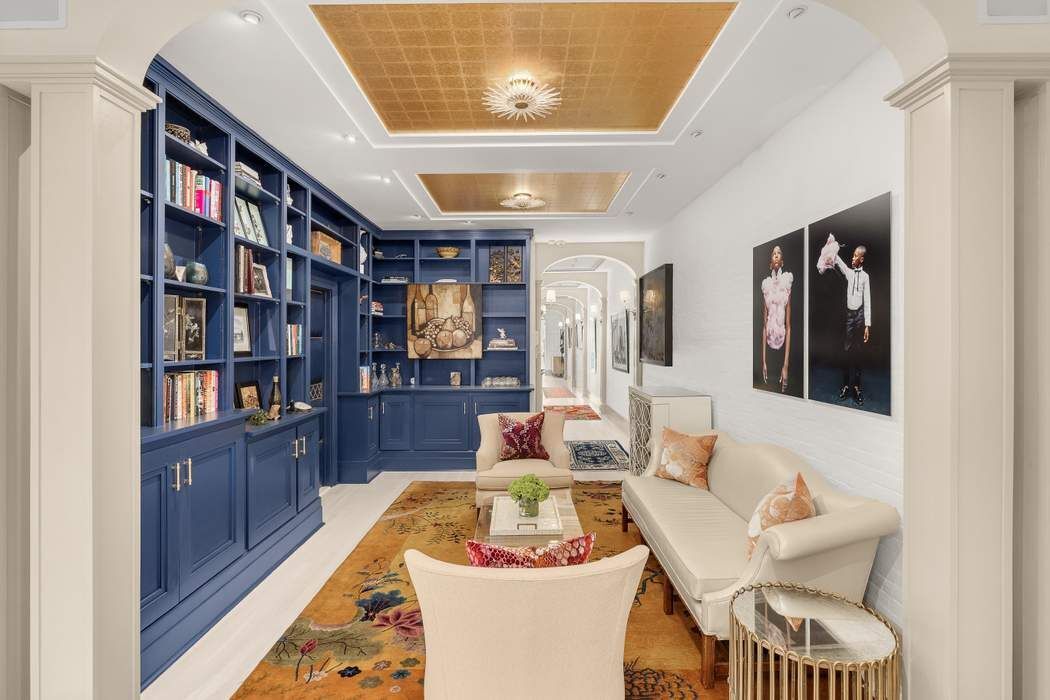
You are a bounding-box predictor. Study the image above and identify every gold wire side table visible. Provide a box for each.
[729,583,901,699]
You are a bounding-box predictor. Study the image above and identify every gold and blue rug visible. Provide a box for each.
[567,439,630,471]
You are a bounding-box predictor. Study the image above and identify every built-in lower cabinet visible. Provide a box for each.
[247,417,321,547]
[380,394,412,450]
[413,392,471,451]
[470,393,532,449]
[296,418,321,511]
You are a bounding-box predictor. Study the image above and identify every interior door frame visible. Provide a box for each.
[309,275,339,486]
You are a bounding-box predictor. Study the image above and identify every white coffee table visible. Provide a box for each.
[474,490,582,547]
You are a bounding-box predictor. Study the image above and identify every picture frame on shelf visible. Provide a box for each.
[236,381,262,409]
[233,304,252,357]
[163,294,179,361]
[234,198,252,241]
[246,201,269,247]
[180,297,206,361]
[251,263,273,298]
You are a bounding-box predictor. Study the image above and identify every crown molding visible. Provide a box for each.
[887,53,1050,110]
[0,56,159,112]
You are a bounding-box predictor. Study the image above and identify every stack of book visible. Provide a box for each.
[286,324,303,356]
[234,161,263,189]
[165,159,223,221]
[163,370,219,422]
[235,244,271,296]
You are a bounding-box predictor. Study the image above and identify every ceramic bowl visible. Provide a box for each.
[435,246,460,259]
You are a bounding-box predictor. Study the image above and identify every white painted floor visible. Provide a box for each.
[144,380,629,699]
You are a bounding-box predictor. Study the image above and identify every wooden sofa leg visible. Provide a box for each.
[700,633,716,689]
[662,579,674,615]
[621,500,630,532]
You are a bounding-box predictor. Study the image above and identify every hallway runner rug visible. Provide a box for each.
[543,403,601,420]
[567,440,630,471]
[543,386,576,399]
[232,481,726,698]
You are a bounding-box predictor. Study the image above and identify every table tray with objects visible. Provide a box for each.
[475,491,582,548]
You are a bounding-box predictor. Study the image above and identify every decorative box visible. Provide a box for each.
[311,230,342,264]
[489,496,563,537]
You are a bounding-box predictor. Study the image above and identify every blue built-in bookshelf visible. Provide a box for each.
[137,57,533,688]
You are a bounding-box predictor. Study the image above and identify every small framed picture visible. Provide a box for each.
[180,297,206,361]
[246,201,269,247]
[236,381,262,409]
[233,304,252,357]
[251,263,273,298]
[163,294,179,361]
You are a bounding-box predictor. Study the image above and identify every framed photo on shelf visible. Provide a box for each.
[180,297,206,361]
[235,381,262,409]
[163,294,179,361]
[251,263,273,298]
[233,304,252,357]
[234,198,252,241]
[246,201,269,247]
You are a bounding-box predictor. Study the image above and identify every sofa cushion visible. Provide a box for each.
[498,412,550,461]
[623,474,749,599]
[653,428,718,490]
[476,459,573,490]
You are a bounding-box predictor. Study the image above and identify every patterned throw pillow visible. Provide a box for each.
[466,533,596,568]
[498,412,550,461]
[745,472,816,559]
[653,428,718,489]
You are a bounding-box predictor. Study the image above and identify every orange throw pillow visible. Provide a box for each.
[653,428,718,490]
[746,472,816,559]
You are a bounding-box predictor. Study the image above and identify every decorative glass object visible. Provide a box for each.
[518,500,540,518]
[184,261,209,285]
[390,363,402,388]
[377,363,389,389]
[267,375,282,420]
[163,243,176,279]
[370,363,379,390]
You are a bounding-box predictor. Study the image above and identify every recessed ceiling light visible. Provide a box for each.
[409,214,422,220]
[786,5,807,19]
[463,220,475,225]
[690,129,704,138]
[239,10,263,24]
[625,210,635,216]
[343,133,357,144]
[655,172,667,180]
[381,176,391,185]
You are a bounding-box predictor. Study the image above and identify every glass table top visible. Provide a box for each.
[732,586,897,663]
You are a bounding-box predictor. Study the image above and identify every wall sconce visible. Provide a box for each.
[619,289,638,318]
[575,312,582,322]
[545,289,557,304]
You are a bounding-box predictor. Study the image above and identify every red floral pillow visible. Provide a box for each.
[498,412,550,461]
[466,533,596,568]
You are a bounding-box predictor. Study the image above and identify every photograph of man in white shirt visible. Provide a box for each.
[832,243,871,405]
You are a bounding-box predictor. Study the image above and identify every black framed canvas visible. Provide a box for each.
[808,192,892,415]
[236,381,262,410]
[753,229,805,398]
[233,304,252,357]
[639,264,672,366]
[611,311,629,373]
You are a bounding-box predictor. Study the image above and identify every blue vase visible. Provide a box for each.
[185,261,209,285]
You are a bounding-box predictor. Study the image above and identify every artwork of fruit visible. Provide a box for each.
[406,283,483,359]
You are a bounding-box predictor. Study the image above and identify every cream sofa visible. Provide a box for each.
[621,430,900,688]
[475,411,573,507]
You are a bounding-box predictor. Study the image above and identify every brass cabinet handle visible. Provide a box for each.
[185,458,193,486]
[172,462,181,492]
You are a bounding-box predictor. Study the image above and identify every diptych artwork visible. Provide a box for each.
[406,283,483,359]
[752,229,805,398]
[808,192,892,415]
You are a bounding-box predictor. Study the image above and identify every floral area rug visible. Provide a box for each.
[232,481,728,699]
[544,403,601,420]
[567,440,630,471]
[543,386,576,399]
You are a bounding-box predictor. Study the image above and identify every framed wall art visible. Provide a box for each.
[639,263,672,366]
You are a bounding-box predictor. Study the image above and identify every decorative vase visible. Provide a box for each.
[163,243,176,279]
[185,261,209,285]
[517,499,539,518]
[390,363,402,388]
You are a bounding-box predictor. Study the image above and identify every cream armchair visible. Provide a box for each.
[475,411,573,507]
[405,545,649,700]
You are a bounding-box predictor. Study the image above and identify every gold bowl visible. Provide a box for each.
[435,246,460,259]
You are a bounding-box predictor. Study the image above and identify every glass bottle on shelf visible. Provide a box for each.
[373,331,382,350]
[377,363,389,389]
[370,363,380,390]
[391,362,402,388]
[268,375,282,419]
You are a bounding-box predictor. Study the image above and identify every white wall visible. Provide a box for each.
[642,49,905,624]
[602,260,637,419]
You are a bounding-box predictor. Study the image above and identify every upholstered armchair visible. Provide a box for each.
[475,411,573,508]
[405,545,649,699]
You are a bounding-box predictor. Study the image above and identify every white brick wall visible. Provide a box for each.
[643,49,905,625]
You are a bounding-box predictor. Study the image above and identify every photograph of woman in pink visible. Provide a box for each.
[753,229,805,398]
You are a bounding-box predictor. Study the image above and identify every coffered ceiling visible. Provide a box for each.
[419,171,629,212]
[311,2,735,133]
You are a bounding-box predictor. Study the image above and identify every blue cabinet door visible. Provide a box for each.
[246,427,298,548]
[296,418,321,511]
[413,393,470,451]
[380,394,412,450]
[141,442,181,628]
[178,428,246,597]
[367,396,380,455]
[469,392,531,450]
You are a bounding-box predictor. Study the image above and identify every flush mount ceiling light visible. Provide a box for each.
[499,192,547,210]
[239,9,263,24]
[483,73,562,122]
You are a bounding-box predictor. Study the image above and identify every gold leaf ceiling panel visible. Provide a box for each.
[418,172,630,213]
[311,2,736,132]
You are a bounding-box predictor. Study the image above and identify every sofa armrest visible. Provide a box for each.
[476,417,500,472]
[547,441,571,471]
[759,501,900,562]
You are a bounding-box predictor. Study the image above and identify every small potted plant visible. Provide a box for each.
[507,474,550,518]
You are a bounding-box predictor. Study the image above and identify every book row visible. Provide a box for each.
[163,370,219,423]
[286,324,303,356]
[236,245,274,298]
[165,158,223,222]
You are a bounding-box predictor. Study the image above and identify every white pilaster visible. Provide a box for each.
[0,58,157,699]
[887,55,1050,700]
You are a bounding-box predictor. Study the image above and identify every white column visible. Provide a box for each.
[888,58,1040,700]
[0,58,157,699]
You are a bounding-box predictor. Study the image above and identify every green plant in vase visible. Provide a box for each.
[507,474,550,518]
